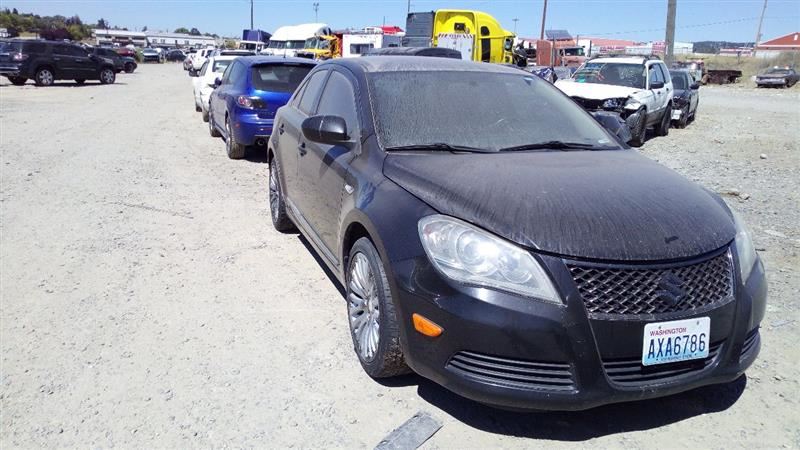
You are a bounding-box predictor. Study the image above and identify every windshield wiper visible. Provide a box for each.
[384,143,497,154]
[499,141,613,152]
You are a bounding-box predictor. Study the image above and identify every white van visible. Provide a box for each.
[341,32,403,58]
[263,23,331,57]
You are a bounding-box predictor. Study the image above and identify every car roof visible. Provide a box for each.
[208,55,239,62]
[589,57,655,65]
[322,56,526,75]
[233,55,318,66]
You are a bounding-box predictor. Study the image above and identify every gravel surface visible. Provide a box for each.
[1,64,798,448]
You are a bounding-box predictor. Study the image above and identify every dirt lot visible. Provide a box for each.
[1,64,798,448]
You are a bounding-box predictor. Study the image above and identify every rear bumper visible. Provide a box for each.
[391,250,766,411]
[231,112,274,146]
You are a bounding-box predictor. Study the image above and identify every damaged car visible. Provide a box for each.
[267,56,766,411]
[669,69,700,128]
[555,55,673,147]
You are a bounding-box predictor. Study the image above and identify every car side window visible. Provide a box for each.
[227,62,244,85]
[648,64,664,87]
[52,45,73,56]
[221,62,234,83]
[297,70,328,115]
[200,61,209,76]
[24,42,47,54]
[657,64,670,83]
[290,79,309,108]
[315,71,360,139]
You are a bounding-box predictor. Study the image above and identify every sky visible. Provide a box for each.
[6,0,800,43]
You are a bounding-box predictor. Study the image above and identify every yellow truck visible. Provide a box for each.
[404,10,516,64]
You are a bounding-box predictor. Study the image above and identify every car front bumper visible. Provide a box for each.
[391,248,766,411]
[230,111,274,146]
[0,63,23,77]
[756,78,786,85]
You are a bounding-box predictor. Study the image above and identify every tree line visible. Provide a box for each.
[0,8,219,41]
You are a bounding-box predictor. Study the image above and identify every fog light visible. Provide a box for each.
[412,314,443,337]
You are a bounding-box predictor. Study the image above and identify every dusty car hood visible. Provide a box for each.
[555,80,641,100]
[383,150,735,261]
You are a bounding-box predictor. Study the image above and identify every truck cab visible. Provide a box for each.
[405,10,515,64]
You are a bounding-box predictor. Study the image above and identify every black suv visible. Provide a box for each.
[0,39,117,86]
[89,46,137,74]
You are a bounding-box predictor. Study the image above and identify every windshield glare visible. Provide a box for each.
[368,71,616,152]
[573,62,646,89]
[670,73,688,89]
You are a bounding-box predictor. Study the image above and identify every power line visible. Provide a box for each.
[584,15,793,37]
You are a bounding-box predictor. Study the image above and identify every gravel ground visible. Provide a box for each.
[1,64,798,448]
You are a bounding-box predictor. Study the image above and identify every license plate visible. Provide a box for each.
[642,317,710,366]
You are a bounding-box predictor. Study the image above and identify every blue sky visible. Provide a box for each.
[6,0,800,42]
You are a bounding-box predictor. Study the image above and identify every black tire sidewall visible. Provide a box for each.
[347,238,408,378]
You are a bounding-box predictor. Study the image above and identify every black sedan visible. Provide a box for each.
[166,49,186,62]
[669,69,700,128]
[267,57,766,411]
[756,67,799,88]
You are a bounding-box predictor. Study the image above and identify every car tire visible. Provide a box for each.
[225,117,246,159]
[75,79,85,85]
[269,157,295,232]
[124,62,135,73]
[8,76,27,86]
[627,108,647,147]
[346,237,410,378]
[201,107,209,123]
[677,105,689,128]
[99,68,115,85]
[34,67,54,87]
[208,105,221,138]
[655,103,671,137]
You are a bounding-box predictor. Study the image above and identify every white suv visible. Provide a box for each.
[555,55,673,147]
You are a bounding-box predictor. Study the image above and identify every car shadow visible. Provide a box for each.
[294,226,748,440]
[244,146,269,164]
[413,375,747,440]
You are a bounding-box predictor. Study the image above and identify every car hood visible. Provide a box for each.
[555,80,642,100]
[383,150,735,261]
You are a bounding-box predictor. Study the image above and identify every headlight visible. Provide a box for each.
[418,215,560,303]
[624,99,642,110]
[731,209,757,280]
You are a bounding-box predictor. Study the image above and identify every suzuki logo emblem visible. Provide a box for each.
[656,272,686,307]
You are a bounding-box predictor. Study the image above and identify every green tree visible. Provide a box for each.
[97,18,108,29]
[189,27,200,35]
[173,27,189,34]
[142,25,147,31]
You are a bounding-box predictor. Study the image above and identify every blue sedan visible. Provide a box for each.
[208,56,316,159]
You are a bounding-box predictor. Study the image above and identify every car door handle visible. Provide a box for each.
[298,142,307,156]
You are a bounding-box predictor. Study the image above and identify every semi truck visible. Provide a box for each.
[403,10,517,64]
[238,29,271,53]
[263,23,332,57]
[297,29,404,60]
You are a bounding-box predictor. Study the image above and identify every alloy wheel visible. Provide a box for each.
[348,253,380,361]
[37,69,53,86]
[269,163,280,222]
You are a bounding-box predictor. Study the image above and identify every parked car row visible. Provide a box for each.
[189,54,766,411]
[0,39,127,86]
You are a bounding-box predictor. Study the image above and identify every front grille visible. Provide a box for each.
[568,250,733,317]
[603,341,723,386]
[446,351,575,391]
[740,328,760,363]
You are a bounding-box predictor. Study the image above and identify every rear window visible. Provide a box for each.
[250,64,313,93]
[23,42,47,54]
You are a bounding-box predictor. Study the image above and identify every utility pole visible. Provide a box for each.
[539,0,548,40]
[313,2,319,22]
[513,18,519,35]
[250,0,254,29]
[664,0,677,64]
[407,0,412,17]
[753,0,768,56]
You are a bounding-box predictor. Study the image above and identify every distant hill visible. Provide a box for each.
[693,41,754,54]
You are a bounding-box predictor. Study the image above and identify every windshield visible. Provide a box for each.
[212,60,231,73]
[269,41,286,49]
[562,47,585,56]
[251,63,313,92]
[766,68,790,75]
[368,71,615,151]
[573,62,646,89]
[286,40,306,49]
[670,73,688,89]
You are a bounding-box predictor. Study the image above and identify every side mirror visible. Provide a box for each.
[650,81,665,89]
[214,77,222,87]
[302,115,349,144]
[504,39,513,52]
[690,82,700,90]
